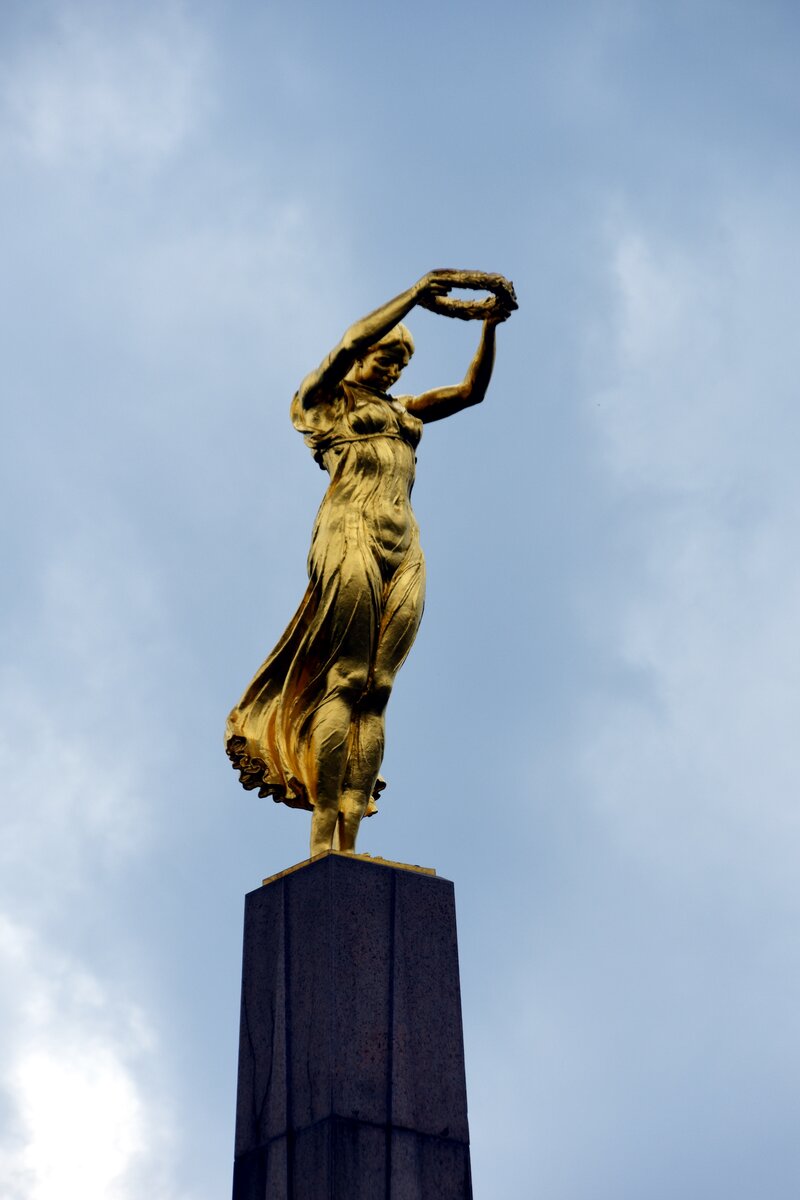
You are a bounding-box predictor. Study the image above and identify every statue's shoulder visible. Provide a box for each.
[290,383,348,440]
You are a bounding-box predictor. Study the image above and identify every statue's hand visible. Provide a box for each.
[414,271,454,304]
[485,304,514,326]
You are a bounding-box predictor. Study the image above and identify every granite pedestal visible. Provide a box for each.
[232,852,473,1199]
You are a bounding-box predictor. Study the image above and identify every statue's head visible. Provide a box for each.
[377,322,415,359]
[351,323,414,390]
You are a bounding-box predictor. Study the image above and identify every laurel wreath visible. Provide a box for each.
[416,269,519,321]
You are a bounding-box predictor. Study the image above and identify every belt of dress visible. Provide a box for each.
[314,432,416,468]
[323,433,411,449]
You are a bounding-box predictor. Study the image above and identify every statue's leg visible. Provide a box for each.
[337,552,425,853]
[307,571,377,856]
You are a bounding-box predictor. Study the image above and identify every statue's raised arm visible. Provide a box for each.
[296,272,456,411]
[226,270,517,856]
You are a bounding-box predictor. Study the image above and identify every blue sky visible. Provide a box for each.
[2,1,799,1196]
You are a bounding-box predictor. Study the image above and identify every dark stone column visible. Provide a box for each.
[232,852,473,1199]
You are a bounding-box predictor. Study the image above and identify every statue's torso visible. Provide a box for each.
[293,382,424,577]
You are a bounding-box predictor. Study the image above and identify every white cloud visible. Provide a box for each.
[0,916,177,1200]
[0,3,208,170]
[118,203,348,366]
[12,1051,145,1200]
[0,683,140,885]
[582,198,800,891]
[0,539,168,901]
[588,206,798,499]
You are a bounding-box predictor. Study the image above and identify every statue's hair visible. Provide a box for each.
[372,322,415,358]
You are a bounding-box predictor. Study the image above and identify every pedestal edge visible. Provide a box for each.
[261,849,437,888]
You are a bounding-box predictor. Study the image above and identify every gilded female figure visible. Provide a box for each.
[226,270,516,855]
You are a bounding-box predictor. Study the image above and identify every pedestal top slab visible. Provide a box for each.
[261,849,437,888]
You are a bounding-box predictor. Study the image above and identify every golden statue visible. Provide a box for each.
[226,269,517,855]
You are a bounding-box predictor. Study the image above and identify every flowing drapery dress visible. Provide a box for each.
[225,379,425,816]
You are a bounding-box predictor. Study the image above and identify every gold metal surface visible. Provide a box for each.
[226,270,517,856]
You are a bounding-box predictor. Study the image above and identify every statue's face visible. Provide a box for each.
[356,344,411,390]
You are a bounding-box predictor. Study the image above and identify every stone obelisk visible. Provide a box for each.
[231,852,473,1199]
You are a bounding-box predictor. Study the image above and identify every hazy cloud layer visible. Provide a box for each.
[0,2,207,170]
[2,2,799,1198]
[0,915,179,1200]
[585,198,800,879]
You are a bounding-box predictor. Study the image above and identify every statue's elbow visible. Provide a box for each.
[465,386,486,409]
[340,329,362,356]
